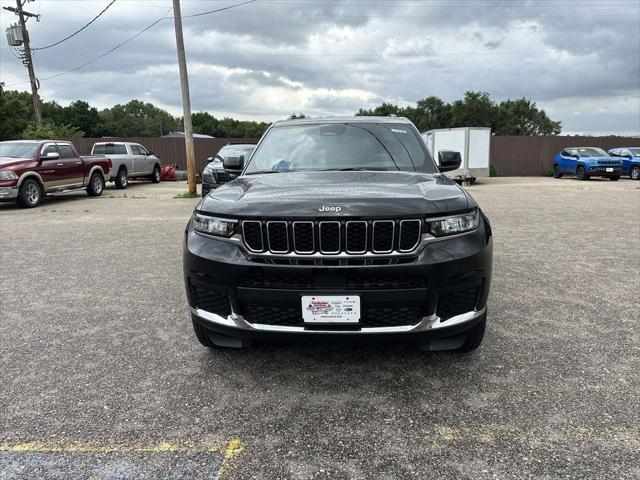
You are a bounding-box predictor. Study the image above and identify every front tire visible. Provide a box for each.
[577,165,589,181]
[150,164,161,183]
[86,172,105,196]
[115,167,128,189]
[553,165,562,178]
[17,178,42,208]
[631,165,640,180]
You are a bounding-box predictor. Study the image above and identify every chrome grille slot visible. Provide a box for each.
[319,221,341,254]
[243,220,264,252]
[293,221,314,254]
[346,221,367,254]
[372,220,395,253]
[266,221,289,253]
[399,220,421,252]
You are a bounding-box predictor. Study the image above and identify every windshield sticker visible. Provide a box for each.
[390,128,407,134]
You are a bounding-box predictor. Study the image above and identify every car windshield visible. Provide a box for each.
[217,146,255,161]
[629,148,640,157]
[0,142,38,158]
[578,147,608,157]
[244,123,436,174]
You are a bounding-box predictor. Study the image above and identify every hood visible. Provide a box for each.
[0,156,31,169]
[199,171,472,218]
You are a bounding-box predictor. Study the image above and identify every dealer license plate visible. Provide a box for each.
[606,167,614,172]
[302,295,360,323]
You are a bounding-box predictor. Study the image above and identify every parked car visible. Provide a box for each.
[608,147,640,180]
[184,117,492,352]
[0,140,111,208]
[202,143,256,197]
[553,147,622,180]
[90,142,161,189]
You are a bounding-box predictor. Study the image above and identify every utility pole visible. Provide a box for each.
[3,0,43,128]
[171,0,196,194]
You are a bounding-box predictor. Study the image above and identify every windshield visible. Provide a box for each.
[0,142,38,158]
[629,148,640,157]
[578,147,608,157]
[216,145,255,161]
[245,123,436,174]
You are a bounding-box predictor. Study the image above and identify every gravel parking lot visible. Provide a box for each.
[1,177,639,479]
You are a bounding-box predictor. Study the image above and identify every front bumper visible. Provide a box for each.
[184,214,493,340]
[588,166,622,176]
[0,186,18,201]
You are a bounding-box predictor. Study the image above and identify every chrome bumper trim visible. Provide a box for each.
[0,186,18,200]
[191,306,486,334]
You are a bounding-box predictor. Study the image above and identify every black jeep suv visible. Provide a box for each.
[184,117,492,352]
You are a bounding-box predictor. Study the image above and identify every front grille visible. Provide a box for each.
[216,171,232,183]
[597,160,619,165]
[437,286,480,320]
[345,275,426,289]
[240,219,422,256]
[242,304,422,328]
[238,272,315,289]
[191,285,231,316]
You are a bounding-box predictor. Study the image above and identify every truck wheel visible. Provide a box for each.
[86,172,105,196]
[191,316,248,349]
[457,315,486,353]
[115,167,128,189]
[609,176,620,181]
[150,165,161,183]
[17,178,42,208]
[553,165,562,178]
[631,165,640,180]
[577,165,589,181]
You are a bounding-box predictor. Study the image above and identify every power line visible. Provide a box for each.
[181,0,257,18]
[32,0,118,51]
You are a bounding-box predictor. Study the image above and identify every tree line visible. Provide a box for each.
[0,83,560,142]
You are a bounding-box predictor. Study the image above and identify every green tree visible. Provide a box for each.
[416,96,452,131]
[61,100,101,137]
[192,111,220,137]
[99,100,179,137]
[449,91,496,129]
[495,98,561,135]
[0,84,31,140]
[22,122,84,139]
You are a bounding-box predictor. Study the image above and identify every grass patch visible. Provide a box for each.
[175,191,200,199]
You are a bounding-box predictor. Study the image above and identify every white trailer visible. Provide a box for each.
[421,127,491,180]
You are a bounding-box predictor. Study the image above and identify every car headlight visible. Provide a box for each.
[192,213,237,237]
[428,209,479,237]
[203,160,223,175]
[0,171,19,180]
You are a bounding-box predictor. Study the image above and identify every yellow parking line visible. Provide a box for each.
[216,438,245,480]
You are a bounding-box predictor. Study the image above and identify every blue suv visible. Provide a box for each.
[608,147,640,180]
[553,147,622,181]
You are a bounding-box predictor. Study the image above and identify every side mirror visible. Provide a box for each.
[223,155,245,172]
[45,152,59,160]
[437,150,461,172]
[147,151,153,156]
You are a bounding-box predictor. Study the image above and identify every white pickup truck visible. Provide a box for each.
[90,142,161,189]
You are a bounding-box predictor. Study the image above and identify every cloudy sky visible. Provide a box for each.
[1,0,639,134]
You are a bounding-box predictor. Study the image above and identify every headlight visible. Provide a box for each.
[192,213,237,237]
[0,171,19,180]
[428,209,479,237]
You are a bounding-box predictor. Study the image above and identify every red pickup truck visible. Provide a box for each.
[0,140,112,208]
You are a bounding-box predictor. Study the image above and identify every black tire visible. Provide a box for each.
[150,164,161,183]
[609,176,620,181]
[17,178,42,208]
[553,165,562,178]
[577,165,589,181]
[457,315,486,353]
[114,167,128,189]
[86,172,105,196]
[631,165,640,180]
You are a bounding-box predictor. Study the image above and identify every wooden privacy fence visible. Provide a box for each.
[67,135,639,177]
[490,135,639,176]
[69,137,259,174]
